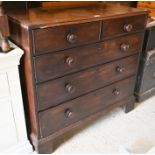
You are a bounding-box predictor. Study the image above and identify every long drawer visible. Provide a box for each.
[34,33,143,83]
[102,15,146,38]
[36,54,139,111]
[39,76,136,138]
[32,21,101,55]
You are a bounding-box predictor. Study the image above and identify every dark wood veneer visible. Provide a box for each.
[33,21,101,55]
[34,33,143,83]
[102,14,146,38]
[39,76,136,137]
[8,3,147,153]
[37,55,138,111]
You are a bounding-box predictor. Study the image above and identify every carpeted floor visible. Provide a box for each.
[51,96,155,154]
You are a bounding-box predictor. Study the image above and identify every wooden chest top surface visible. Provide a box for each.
[7,4,148,29]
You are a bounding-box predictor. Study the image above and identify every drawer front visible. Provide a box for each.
[37,55,138,111]
[102,15,146,39]
[39,76,136,137]
[34,33,143,83]
[33,21,101,55]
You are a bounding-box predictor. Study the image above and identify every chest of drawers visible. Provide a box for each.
[8,4,148,153]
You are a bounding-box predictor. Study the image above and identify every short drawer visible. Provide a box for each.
[39,76,136,137]
[34,33,143,83]
[102,15,146,39]
[33,21,101,55]
[36,55,138,111]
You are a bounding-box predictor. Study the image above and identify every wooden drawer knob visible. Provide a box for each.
[65,109,73,118]
[66,56,74,66]
[124,24,133,32]
[67,34,77,44]
[113,88,120,96]
[116,66,125,73]
[66,83,75,93]
[120,44,130,51]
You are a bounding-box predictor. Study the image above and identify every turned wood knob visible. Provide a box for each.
[124,24,133,32]
[67,34,77,44]
[65,83,75,93]
[65,109,73,118]
[120,43,130,51]
[116,66,125,73]
[113,89,120,96]
[65,56,74,66]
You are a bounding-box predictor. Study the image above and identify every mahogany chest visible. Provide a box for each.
[8,4,148,153]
